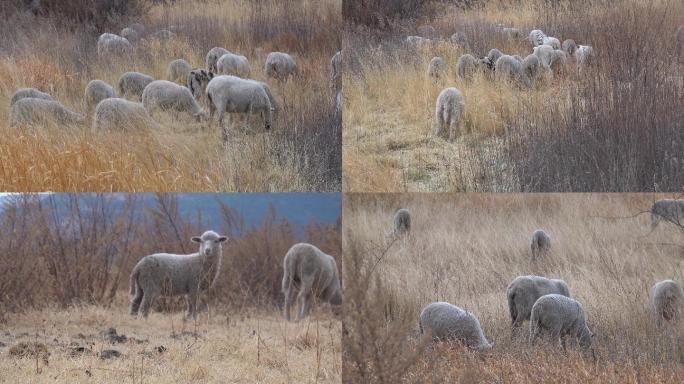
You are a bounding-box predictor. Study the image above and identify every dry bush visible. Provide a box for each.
[343,193,684,382]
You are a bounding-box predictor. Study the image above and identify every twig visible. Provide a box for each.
[367,237,399,278]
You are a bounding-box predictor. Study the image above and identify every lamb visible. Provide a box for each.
[428,56,448,82]
[393,208,411,237]
[10,88,54,106]
[265,52,297,81]
[84,79,117,115]
[117,72,154,101]
[529,294,594,353]
[650,280,684,327]
[10,98,84,128]
[92,98,153,132]
[507,275,570,330]
[142,80,207,121]
[97,33,133,58]
[282,243,342,321]
[434,87,465,141]
[120,27,139,43]
[167,59,192,84]
[650,199,684,230]
[129,230,228,319]
[216,53,251,78]
[419,301,493,351]
[206,47,231,73]
[530,229,551,261]
[331,50,342,92]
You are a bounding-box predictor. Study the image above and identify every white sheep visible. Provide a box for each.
[530,229,551,261]
[84,79,117,115]
[487,48,504,65]
[549,49,568,74]
[393,208,411,237]
[331,50,342,92]
[575,45,594,65]
[456,54,478,81]
[167,59,192,84]
[265,52,297,81]
[282,243,342,321]
[434,87,465,141]
[650,199,684,230]
[216,52,251,78]
[562,39,577,56]
[533,44,555,69]
[92,98,153,132]
[10,88,54,106]
[502,27,522,39]
[97,33,133,58]
[419,301,493,351]
[142,80,207,121]
[529,29,546,46]
[522,54,541,84]
[427,56,448,82]
[507,275,570,330]
[650,280,684,327]
[117,71,154,101]
[543,37,561,50]
[529,294,594,353]
[495,55,529,87]
[10,98,84,128]
[120,27,139,43]
[129,230,228,319]
[206,47,231,73]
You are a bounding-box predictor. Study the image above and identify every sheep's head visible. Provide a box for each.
[192,230,228,257]
[579,326,594,350]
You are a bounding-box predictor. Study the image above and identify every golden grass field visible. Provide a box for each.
[342,0,684,192]
[0,302,341,383]
[343,193,684,382]
[0,0,341,192]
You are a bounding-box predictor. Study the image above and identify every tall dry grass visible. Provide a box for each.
[343,0,684,192]
[343,193,684,382]
[0,0,341,191]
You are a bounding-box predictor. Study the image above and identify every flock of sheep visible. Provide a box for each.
[129,230,342,322]
[393,198,684,355]
[8,22,343,143]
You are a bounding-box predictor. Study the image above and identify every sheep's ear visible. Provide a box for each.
[218,236,228,242]
[191,237,201,243]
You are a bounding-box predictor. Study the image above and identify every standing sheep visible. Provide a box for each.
[650,280,684,327]
[562,39,577,56]
[523,54,541,84]
[507,275,570,330]
[282,243,342,321]
[84,80,117,115]
[533,45,556,69]
[434,87,465,141]
[575,45,594,65]
[529,294,594,353]
[10,88,54,106]
[142,80,207,121]
[530,229,551,261]
[130,230,228,319]
[487,48,504,65]
[10,98,84,128]
[167,59,192,84]
[529,29,546,46]
[543,37,561,50]
[117,72,154,101]
[206,47,231,73]
[456,54,478,81]
[92,98,154,132]
[216,53,251,78]
[331,50,342,92]
[428,57,448,83]
[495,55,529,87]
[97,33,133,58]
[419,302,493,351]
[650,199,684,230]
[393,208,411,237]
[265,52,298,81]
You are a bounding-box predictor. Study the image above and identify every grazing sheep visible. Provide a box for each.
[92,98,153,132]
[507,275,570,330]
[502,27,522,39]
[522,54,541,84]
[562,39,577,56]
[84,80,117,115]
[167,59,192,84]
[142,80,206,121]
[282,243,342,321]
[393,208,411,237]
[434,87,465,141]
[495,55,528,87]
[331,50,342,92]
[487,48,504,65]
[530,229,551,261]
[216,53,251,78]
[10,98,84,127]
[120,27,139,43]
[97,33,133,58]
[10,88,54,106]
[651,199,684,230]
[650,280,684,327]
[419,302,493,351]
[533,44,555,69]
[265,52,297,81]
[575,45,594,65]
[529,29,546,46]
[428,57,448,82]
[529,294,593,352]
[206,47,231,73]
[417,24,437,39]
[543,36,561,50]
[129,230,228,319]
[456,54,479,81]
[117,72,154,101]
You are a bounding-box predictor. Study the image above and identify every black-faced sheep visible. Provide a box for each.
[529,294,594,353]
[507,275,570,331]
[117,72,154,101]
[84,80,117,115]
[434,87,465,141]
[265,52,297,81]
[650,280,684,327]
[419,301,493,351]
[10,98,84,128]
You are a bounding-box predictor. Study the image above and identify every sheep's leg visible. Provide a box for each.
[435,106,445,137]
[298,291,314,320]
[139,288,159,319]
[130,285,143,315]
[295,279,313,320]
[283,284,295,321]
[185,292,198,321]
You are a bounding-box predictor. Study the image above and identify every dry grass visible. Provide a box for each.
[0,0,341,191]
[343,193,684,382]
[0,303,341,383]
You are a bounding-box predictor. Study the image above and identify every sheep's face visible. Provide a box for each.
[192,232,228,257]
[579,328,594,350]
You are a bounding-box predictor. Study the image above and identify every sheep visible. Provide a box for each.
[575,45,594,65]
[187,68,214,106]
[10,88,54,106]
[530,229,551,261]
[167,59,192,84]
[142,80,207,121]
[331,50,342,92]
[206,47,231,73]
[393,208,411,237]
[428,57,448,82]
[650,280,684,327]
[434,87,465,141]
[487,48,504,65]
[529,294,594,353]
[117,72,154,101]
[120,27,139,43]
[534,44,556,69]
[97,33,133,58]
[651,199,684,230]
[419,301,493,351]
[265,52,297,81]
[129,22,145,36]
[513,55,524,62]
[216,53,251,78]
[417,24,437,39]
[543,37,561,50]
[456,54,479,81]
[92,98,153,132]
[129,230,228,319]
[507,275,570,331]
[84,79,117,115]
[529,29,546,46]
[282,243,342,321]
[502,27,522,39]
[495,55,529,87]
[10,98,84,128]
[523,54,541,84]
[549,49,568,74]
[562,39,577,56]
[450,32,467,47]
